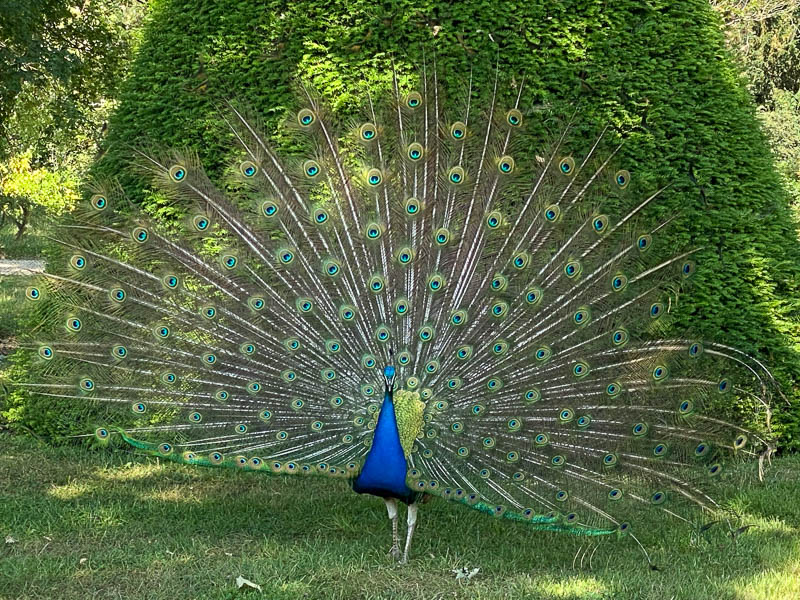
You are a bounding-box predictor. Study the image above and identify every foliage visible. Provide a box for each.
[712,1,800,106]
[0,151,79,242]
[712,1,800,227]
[1,433,800,599]
[4,0,800,445]
[0,0,144,162]
[760,88,800,218]
[0,0,146,247]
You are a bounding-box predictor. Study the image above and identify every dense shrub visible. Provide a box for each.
[4,0,799,446]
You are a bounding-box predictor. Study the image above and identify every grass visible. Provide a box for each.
[1,434,799,599]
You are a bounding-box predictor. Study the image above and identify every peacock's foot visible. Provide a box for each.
[387,545,401,561]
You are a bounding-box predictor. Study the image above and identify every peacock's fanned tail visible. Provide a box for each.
[15,65,775,541]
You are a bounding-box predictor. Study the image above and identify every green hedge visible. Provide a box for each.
[4,0,799,445]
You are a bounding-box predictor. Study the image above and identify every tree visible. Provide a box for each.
[0,151,78,243]
[0,0,147,245]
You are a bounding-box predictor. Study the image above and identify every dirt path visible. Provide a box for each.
[0,259,45,275]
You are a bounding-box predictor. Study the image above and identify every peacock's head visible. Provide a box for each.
[383,365,396,390]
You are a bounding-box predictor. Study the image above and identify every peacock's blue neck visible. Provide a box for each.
[352,389,415,503]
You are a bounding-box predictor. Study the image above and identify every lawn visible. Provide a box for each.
[1,434,798,600]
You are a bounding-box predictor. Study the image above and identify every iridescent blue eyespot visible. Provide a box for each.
[649,491,666,505]
[132,227,148,243]
[360,123,377,141]
[573,308,590,325]
[304,160,321,178]
[544,205,560,222]
[506,109,522,127]
[450,122,466,140]
[262,201,279,217]
[652,365,668,381]
[564,260,581,278]
[369,275,385,293]
[448,166,465,184]
[90,194,107,210]
[406,92,422,108]
[404,198,421,215]
[297,109,315,127]
[572,362,589,377]
[512,251,529,269]
[323,258,341,277]
[418,325,434,342]
[397,247,414,265]
[498,156,515,174]
[434,228,450,245]
[524,389,541,403]
[428,274,444,292]
[240,161,257,177]
[615,169,630,189]
[407,143,423,160]
[192,215,210,231]
[70,254,87,270]
[297,298,314,313]
[486,211,502,229]
[611,328,629,347]
[525,287,543,305]
[592,215,609,233]
[169,165,186,182]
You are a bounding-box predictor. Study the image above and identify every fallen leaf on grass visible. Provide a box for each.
[236,576,262,592]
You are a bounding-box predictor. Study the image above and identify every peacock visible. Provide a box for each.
[12,62,776,564]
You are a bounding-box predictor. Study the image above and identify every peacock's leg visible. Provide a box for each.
[384,498,401,560]
[400,502,418,564]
